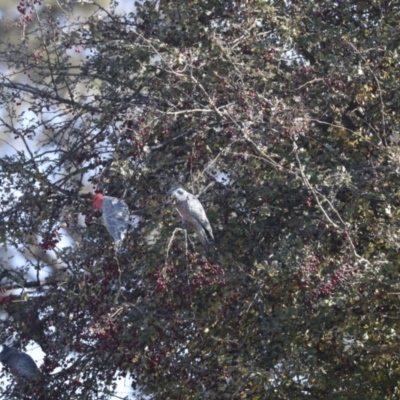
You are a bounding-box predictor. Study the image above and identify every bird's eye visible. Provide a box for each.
[177,189,183,195]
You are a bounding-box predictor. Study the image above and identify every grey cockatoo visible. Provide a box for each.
[168,186,214,253]
[0,345,39,380]
[93,192,130,250]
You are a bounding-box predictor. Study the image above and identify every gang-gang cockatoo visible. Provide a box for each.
[168,186,214,253]
[93,192,129,250]
[0,345,39,380]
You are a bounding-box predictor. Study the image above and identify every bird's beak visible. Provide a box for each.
[169,195,175,204]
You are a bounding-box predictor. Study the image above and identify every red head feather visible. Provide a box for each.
[93,193,104,210]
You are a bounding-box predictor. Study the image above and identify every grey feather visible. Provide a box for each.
[102,196,130,247]
[0,345,39,380]
[168,187,214,252]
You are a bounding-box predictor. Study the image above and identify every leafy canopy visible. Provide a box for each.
[0,0,400,398]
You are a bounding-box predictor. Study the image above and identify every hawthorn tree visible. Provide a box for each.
[1,0,400,398]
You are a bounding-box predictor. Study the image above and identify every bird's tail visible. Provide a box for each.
[197,228,213,254]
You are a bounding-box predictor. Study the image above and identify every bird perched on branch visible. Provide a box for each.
[92,192,130,250]
[168,186,214,253]
[0,345,39,380]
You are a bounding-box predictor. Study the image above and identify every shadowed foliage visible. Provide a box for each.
[1,0,400,398]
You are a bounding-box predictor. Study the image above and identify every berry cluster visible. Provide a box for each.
[155,271,168,292]
[16,0,41,26]
[312,263,354,298]
[297,254,356,303]
[40,231,60,251]
[191,260,225,289]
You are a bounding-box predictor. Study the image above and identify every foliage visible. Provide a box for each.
[0,0,400,398]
